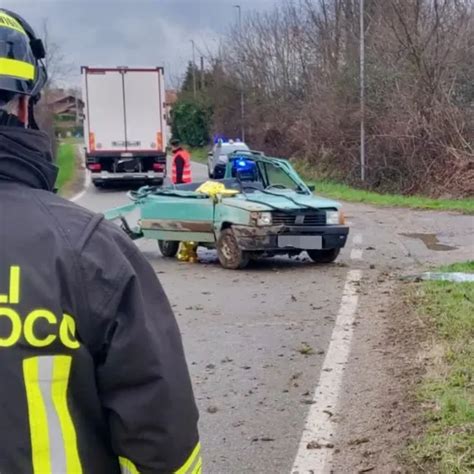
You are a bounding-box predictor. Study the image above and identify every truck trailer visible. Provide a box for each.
[82,66,168,187]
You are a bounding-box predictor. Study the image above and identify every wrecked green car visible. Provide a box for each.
[105,152,349,269]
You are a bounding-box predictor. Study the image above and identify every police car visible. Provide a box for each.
[207,138,250,179]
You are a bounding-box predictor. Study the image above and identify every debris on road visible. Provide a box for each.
[348,437,370,446]
[297,343,315,355]
[306,441,334,449]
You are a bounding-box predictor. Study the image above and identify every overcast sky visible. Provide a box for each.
[2,0,277,87]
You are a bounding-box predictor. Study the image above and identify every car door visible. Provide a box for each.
[140,195,216,243]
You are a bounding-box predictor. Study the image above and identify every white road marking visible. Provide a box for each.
[70,170,91,203]
[291,269,363,474]
[69,146,91,203]
[353,233,363,245]
[350,248,363,260]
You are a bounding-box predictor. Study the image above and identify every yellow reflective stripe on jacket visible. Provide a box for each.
[193,457,202,473]
[119,457,140,474]
[0,12,27,35]
[23,358,52,474]
[52,356,83,473]
[23,356,83,474]
[0,58,35,80]
[118,443,201,474]
[175,442,202,474]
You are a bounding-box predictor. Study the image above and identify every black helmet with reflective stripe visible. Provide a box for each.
[0,9,47,105]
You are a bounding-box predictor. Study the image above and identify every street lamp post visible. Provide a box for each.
[234,4,245,142]
[360,0,366,181]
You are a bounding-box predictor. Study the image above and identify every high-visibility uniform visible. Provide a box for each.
[172,148,192,184]
[0,122,201,474]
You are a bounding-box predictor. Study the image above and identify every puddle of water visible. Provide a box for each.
[400,233,458,251]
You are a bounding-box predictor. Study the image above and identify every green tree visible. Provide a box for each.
[171,100,212,147]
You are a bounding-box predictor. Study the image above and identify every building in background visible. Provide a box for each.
[47,89,85,137]
[165,89,177,140]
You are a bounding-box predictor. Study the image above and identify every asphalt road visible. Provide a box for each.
[77,161,473,474]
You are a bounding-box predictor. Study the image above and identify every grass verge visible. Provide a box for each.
[56,143,76,193]
[406,262,474,473]
[189,147,208,164]
[307,181,474,214]
[438,261,474,274]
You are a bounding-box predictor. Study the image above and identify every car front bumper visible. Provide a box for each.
[232,225,349,251]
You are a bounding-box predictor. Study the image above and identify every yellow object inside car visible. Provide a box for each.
[196,181,239,198]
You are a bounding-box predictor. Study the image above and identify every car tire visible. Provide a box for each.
[307,248,340,264]
[217,228,250,270]
[158,240,180,258]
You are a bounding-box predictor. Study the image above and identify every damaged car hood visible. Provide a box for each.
[222,191,341,212]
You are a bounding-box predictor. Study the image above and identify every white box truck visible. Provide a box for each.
[82,66,167,187]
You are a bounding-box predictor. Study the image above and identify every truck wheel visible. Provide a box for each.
[217,229,249,269]
[158,240,180,258]
[307,248,340,264]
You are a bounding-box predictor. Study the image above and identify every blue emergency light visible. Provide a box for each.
[232,157,257,181]
[213,134,227,144]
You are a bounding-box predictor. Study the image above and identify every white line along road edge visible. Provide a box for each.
[291,269,363,474]
[70,170,91,203]
[70,146,91,203]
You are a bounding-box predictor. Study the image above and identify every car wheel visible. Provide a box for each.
[158,240,180,258]
[217,228,249,269]
[307,248,340,264]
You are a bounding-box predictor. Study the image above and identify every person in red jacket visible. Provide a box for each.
[171,139,192,184]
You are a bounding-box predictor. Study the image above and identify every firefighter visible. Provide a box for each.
[170,138,192,184]
[0,9,201,474]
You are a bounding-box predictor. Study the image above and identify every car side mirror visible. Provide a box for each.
[208,152,213,157]
[307,184,315,192]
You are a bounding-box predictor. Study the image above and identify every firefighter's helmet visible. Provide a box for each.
[0,9,47,106]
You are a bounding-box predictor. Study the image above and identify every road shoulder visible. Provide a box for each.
[329,273,425,473]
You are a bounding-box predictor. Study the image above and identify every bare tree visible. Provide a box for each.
[40,20,74,90]
[205,0,473,197]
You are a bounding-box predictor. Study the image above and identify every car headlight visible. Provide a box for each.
[250,211,272,226]
[217,155,228,164]
[326,210,340,225]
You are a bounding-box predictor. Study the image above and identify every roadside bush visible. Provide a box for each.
[171,99,211,148]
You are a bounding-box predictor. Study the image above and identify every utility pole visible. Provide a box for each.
[234,4,245,141]
[75,91,80,126]
[360,0,366,181]
[200,56,205,90]
[190,39,197,99]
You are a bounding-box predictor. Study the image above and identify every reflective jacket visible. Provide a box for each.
[0,124,200,474]
[171,148,192,184]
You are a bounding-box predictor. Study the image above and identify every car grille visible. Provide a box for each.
[272,211,327,226]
